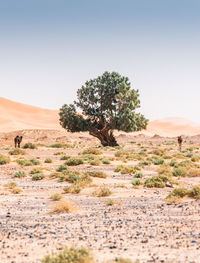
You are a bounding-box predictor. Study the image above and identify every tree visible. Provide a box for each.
[59,72,148,146]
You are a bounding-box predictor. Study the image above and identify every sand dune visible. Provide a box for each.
[0,97,60,132]
[1,97,200,137]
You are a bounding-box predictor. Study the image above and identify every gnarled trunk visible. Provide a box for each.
[89,127,118,146]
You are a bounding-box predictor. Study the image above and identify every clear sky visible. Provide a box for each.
[0,0,200,122]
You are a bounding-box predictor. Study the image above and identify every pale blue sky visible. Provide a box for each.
[0,0,200,122]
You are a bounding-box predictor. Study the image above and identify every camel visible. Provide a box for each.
[14,136,23,148]
[178,136,183,151]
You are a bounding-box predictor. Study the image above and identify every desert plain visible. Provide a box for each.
[0,98,200,263]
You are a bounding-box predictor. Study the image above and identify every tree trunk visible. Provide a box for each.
[89,127,118,146]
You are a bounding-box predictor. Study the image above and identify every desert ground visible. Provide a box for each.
[0,128,200,263]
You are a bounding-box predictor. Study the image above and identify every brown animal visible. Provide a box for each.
[178,136,183,151]
[14,136,23,148]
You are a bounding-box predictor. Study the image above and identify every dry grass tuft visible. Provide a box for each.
[51,199,79,213]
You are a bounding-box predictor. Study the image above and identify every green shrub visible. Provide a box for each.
[32,173,45,181]
[13,171,26,178]
[16,159,32,166]
[152,158,164,165]
[0,154,10,165]
[102,159,111,164]
[134,173,143,178]
[144,175,171,188]
[41,247,93,263]
[131,179,141,186]
[30,167,43,174]
[172,168,187,177]
[9,148,26,155]
[65,157,84,166]
[60,155,70,160]
[23,142,37,149]
[30,158,40,165]
[57,164,69,172]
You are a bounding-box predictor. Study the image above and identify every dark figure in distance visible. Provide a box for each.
[178,136,183,151]
[14,136,23,148]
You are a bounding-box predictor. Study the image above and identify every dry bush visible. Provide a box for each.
[115,165,140,175]
[0,154,10,165]
[187,168,200,177]
[44,158,53,163]
[86,171,107,178]
[82,147,102,155]
[93,187,112,197]
[50,193,62,201]
[51,199,79,213]
[41,247,93,263]
[9,148,26,155]
[11,187,22,194]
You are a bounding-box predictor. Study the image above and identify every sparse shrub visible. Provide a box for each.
[131,179,141,186]
[94,187,112,197]
[11,187,22,194]
[189,185,200,199]
[23,142,37,149]
[89,159,101,166]
[16,159,32,166]
[60,155,70,160]
[152,158,164,165]
[13,171,26,178]
[4,182,17,189]
[49,143,74,149]
[138,160,150,166]
[49,172,63,179]
[30,158,40,165]
[44,158,53,163]
[187,168,200,177]
[86,171,107,178]
[51,199,78,213]
[65,157,84,166]
[103,198,115,206]
[32,173,45,181]
[82,147,102,155]
[191,156,200,162]
[30,167,43,174]
[57,164,69,173]
[41,246,93,263]
[9,148,26,155]
[169,160,177,167]
[54,151,65,155]
[50,193,62,201]
[115,165,140,174]
[150,149,165,156]
[63,184,81,194]
[165,187,190,203]
[0,154,10,165]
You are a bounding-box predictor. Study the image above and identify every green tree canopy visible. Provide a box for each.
[59,72,148,146]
